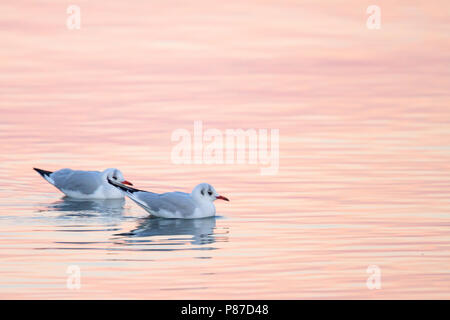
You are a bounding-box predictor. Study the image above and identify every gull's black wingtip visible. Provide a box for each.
[107,177,142,193]
[33,167,53,178]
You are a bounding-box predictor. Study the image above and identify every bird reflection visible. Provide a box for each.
[118,217,218,245]
[45,197,125,216]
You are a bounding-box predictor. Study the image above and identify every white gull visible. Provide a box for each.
[34,167,133,199]
[108,178,229,219]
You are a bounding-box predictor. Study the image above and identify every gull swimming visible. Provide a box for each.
[34,167,133,199]
[108,178,229,219]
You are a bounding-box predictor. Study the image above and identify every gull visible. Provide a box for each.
[34,167,133,199]
[108,178,229,219]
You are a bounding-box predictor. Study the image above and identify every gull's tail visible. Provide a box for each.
[33,167,54,184]
[107,178,153,213]
[107,177,143,194]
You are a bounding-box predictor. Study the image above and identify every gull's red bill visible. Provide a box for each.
[216,195,229,201]
[121,180,133,186]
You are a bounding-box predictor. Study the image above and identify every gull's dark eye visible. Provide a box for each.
[201,189,205,196]
[208,191,212,196]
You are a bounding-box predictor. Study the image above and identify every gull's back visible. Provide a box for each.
[52,169,102,195]
[131,191,198,218]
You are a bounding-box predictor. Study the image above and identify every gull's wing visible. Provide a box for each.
[108,178,197,218]
[140,191,197,217]
[51,169,102,195]
[34,168,54,184]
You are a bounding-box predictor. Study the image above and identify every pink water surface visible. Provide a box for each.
[1,1,450,299]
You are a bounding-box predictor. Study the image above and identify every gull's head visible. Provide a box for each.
[103,168,133,186]
[191,183,229,203]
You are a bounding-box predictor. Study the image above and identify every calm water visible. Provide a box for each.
[1,1,450,299]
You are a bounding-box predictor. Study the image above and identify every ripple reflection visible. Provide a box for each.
[115,217,225,246]
[43,197,125,216]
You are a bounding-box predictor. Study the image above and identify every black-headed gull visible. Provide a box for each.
[34,167,133,199]
[108,178,229,219]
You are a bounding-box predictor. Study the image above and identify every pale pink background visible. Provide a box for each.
[0,1,450,299]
